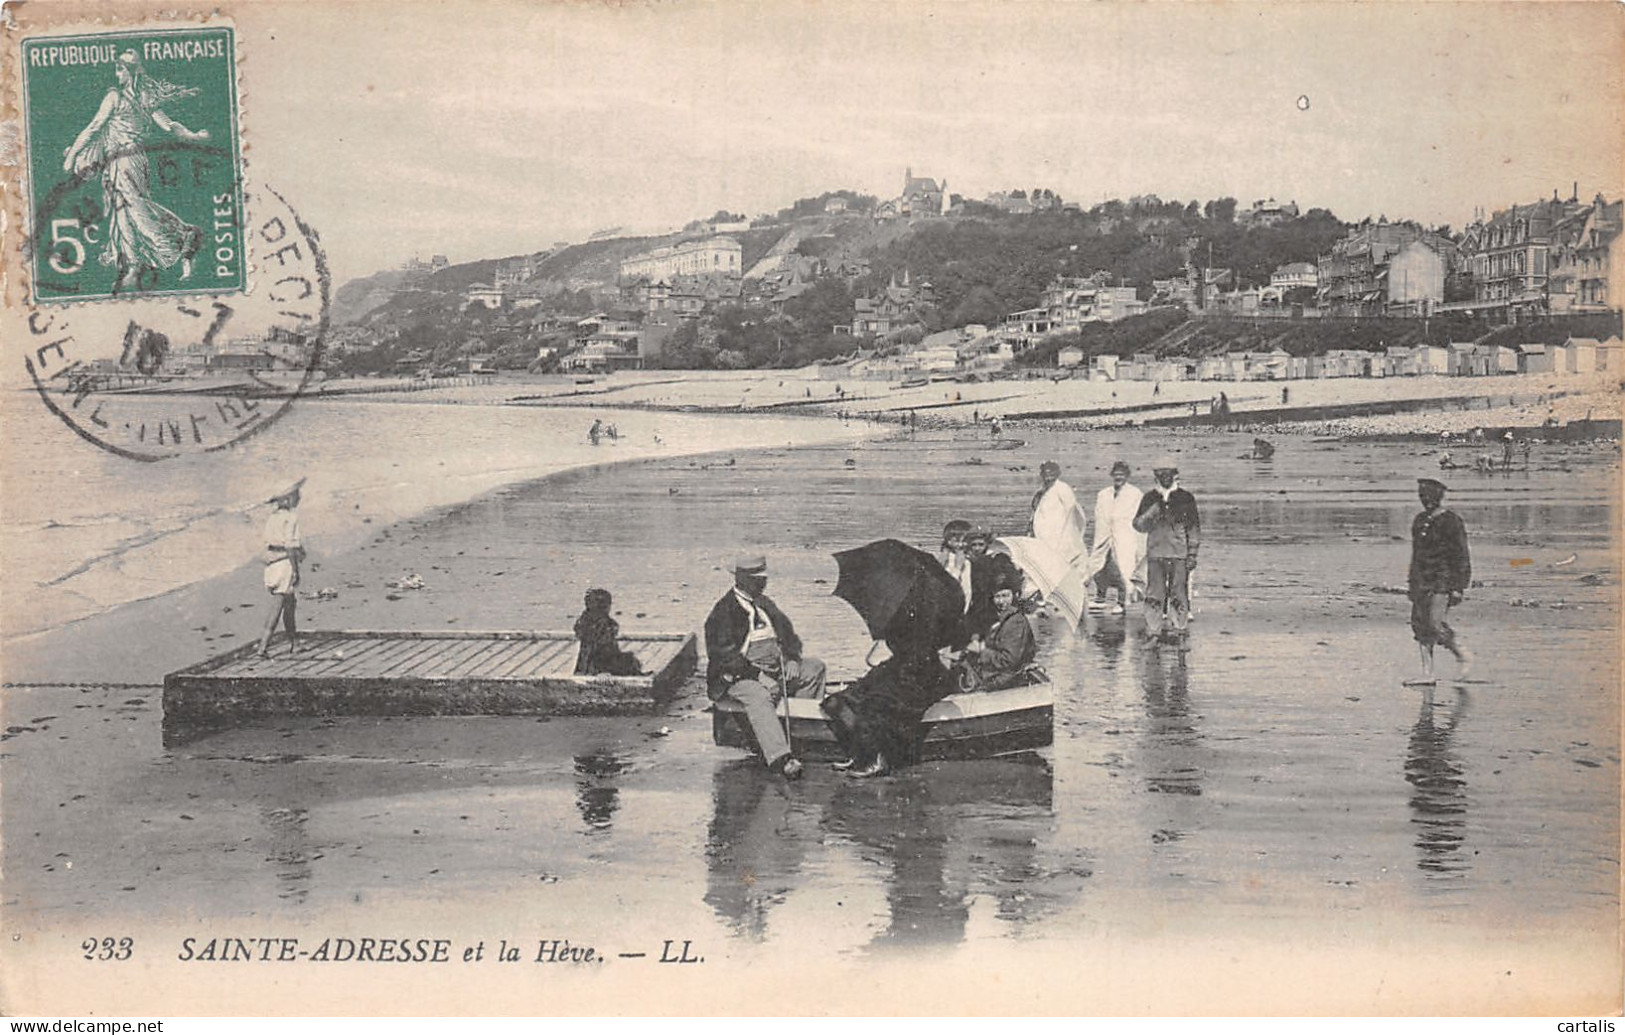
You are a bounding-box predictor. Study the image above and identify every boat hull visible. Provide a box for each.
[711,678,1053,762]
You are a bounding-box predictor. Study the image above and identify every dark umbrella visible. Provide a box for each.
[832,539,966,654]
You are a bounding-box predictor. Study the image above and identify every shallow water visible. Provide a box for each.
[2,425,1618,1012]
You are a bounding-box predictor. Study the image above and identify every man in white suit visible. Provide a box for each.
[1090,460,1146,614]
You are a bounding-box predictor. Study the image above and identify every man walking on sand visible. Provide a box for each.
[704,555,827,780]
[1133,455,1200,640]
[1405,478,1473,686]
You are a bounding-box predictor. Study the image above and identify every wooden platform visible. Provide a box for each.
[712,676,1053,763]
[163,630,698,733]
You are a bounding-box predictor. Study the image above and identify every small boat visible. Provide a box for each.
[574,377,597,385]
[895,377,929,389]
[711,670,1052,762]
[163,629,697,741]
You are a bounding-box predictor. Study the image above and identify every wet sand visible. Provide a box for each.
[1,426,1618,1015]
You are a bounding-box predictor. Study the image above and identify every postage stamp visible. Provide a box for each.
[20,26,244,302]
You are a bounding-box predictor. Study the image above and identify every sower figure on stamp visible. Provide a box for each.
[1405,477,1473,686]
[1133,454,1200,641]
[61,50,209,291]
[704,555,827,781]
[258,478,306,657]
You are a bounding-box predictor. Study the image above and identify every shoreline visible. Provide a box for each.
[1,410,886,682]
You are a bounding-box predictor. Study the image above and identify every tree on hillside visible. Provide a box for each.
[1204,197,1238,223]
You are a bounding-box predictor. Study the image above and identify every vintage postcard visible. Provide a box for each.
[1,0,1620,1020]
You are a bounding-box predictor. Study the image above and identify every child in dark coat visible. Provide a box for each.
[573,589,643,676]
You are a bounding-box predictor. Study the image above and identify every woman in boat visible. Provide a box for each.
[958,572,1037,692]
[820,623,955,780]
[572,588,643,676]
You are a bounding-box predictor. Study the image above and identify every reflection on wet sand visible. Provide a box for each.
[574,750,629,834]
[704,760,816,941]
[1135,646,1203,799]
[263,805,313,904]
[1405,690,1470,880]
[704,757,1054,950]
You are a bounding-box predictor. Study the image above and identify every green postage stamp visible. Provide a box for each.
[20,26,244,302]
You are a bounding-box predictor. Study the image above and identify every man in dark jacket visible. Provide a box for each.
[1133,453,1201,639]
[1406,478,1473,685]
[704,554,826,779]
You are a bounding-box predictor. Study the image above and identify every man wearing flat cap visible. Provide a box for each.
[705,554,826,779]
[1133,454,1201,639]
[1406,477,1472,685]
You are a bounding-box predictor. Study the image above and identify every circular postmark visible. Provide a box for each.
[24,143,328,462]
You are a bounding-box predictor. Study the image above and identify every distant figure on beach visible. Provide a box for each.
[1152,382,1161,397]
[589,418,603,446]
[957,571,1037,692]
[973,409,980,423]
[1522,440,1531,469]
[1251,437,1276,460]
[704,555,827,781]
[1281,386,1290,405]
[257,478,306,657]
[1216,392,1231,415]
[1501,432,1514,472]
[1404,478,1473,686]
[572,588,642,676]
[1032,461,1089,571]
[990,417,1003,437]
[1134,455,1200,641]
[1090,460,1145,615]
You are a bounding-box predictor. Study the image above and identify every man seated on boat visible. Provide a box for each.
[572,588,643,676]
[704,555,827,781]
[957,572,1037,692]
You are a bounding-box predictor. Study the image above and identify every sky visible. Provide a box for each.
[225,1,1625,284]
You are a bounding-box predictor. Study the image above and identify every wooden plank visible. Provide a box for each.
[370,638,448,678]
[300,637,398,678]
[349,636,444,676]
[440,638,530,680]
[536,639,590,677]
[380,637,472,679]
[488,638,561,679]
[510,638,578,678]
[403,638,495,679]
[314,636,418,677]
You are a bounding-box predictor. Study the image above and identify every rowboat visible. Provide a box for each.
[163,629,697,740]
[711,671,1052,762]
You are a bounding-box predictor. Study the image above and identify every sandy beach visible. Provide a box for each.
[2,403,1618,1015]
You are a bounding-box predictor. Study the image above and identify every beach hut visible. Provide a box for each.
[1596,337,1624,372]
[1562,337,1599,374]
[1196,357,1226,380]
[1447,343,1477,376]
[1412,345,1449,376]
[1518,343,1552,374]
[1057,346,1085,368]
[1547,343,1570,374]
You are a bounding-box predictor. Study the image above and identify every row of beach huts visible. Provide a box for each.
[1058,335,1624,382]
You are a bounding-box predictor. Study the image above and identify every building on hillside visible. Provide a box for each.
[1317,222,1452,317]
[1151,276,1198,309]
[1057,346,1084,368]
[620,237,742,281]
[898,168,946,217]
[1002,275,1143,341]
[1239,198,1300,226]
[465,283,506,309]
[824,197,850,215]
[1548,195,1621,314]
[1456,189,1605,319]
[1269,262,1319,292]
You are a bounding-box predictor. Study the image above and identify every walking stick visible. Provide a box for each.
[774,643,793,752]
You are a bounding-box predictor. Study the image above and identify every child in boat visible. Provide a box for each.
[573,588,643,676]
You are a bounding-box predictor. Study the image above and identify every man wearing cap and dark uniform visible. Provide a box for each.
[258,477,306,657]
[704,555,826,780]
[1406,478,1473,685]
[1133,454,1201,639]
